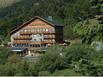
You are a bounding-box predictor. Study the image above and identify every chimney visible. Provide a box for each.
[47,16,53,21]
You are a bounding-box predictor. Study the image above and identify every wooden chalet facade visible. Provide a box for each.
[10,16,63,56]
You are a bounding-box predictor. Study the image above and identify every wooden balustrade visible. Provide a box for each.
[13,40,30,44]
[20,31,55,34]
[13,36,32,40]
[30,41,42,44]
[13,40,55,44]
[44,35,55,39]
[29,41,55,44]
[42,41,55,44]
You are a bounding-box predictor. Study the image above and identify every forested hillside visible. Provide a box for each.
[0,0,97,40]
[0,0,21,8]
[74,0,103,44]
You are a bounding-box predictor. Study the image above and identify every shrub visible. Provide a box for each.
[63,43,97,75]
[64,43,95,63]
[36,45,67,73]
[0,47,12,64]
[52,69,82,76]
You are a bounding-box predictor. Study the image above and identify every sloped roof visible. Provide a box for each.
[9,16,63,35]
[42,16,63,26]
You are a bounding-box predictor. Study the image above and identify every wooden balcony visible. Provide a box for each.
[13,40,55,44]
[42,41,55,44]
[13,40,30,44]
[29,41,55,44]
[30,41,42,44]
[13,36,32,40]
[44,35,55,39]
[20,31,55,35]
[13,35,55,40]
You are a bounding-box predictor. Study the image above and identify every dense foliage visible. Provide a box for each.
[74,0,103,43]
[0,47,12,64]
[0,44,103,76]
[32,44,103,76]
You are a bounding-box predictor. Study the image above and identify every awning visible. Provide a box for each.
[11,47,27,52]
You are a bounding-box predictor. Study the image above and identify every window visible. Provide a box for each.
[37,44,40,47]
[33,44,35,47]
[41,44,47,47]
[49,29,52,33]
[52,39,55,42]
[31,29,34,32]
[43,29,45,32]
[34,29,36,32]
[38,28,40,32]
[28,29,30,32]
[53,35,55,38]
[46,29,48,32]
[25,30,27,32]
[30,45,33,47]
[52,29,55,32]
[40,28,42,32]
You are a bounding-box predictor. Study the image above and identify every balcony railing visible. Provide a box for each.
[42,40,55,44]
[13,36,32,40]
[30,41,42,44]
[44,35,55,39]
[29,41,55,44]
[13,40,55,44]
[20,31,55,35]
[14,40,30,44]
